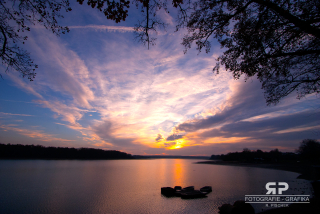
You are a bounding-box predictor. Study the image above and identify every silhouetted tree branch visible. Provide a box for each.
[77,0,130,23]
[178,0,320,105]
[0,0,72,81]
[133,0,167,49]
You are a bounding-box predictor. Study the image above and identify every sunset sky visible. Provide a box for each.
[0,2,319,156]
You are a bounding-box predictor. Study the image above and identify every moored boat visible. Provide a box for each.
[200,186,212,193]
[174,186,182,191]
[161,186,211,199]
[180,190,208,199]
[161,187,175,196]
[182,186,194,191]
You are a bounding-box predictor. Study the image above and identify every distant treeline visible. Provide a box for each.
[0,144,133,160]
[210,139,320,163]
[210,148,297,163]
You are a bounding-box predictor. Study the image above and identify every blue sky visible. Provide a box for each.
[0,2,319,155]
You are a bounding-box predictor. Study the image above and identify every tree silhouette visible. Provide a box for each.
[77,0,130,23]
[297,139,320,163]
[0,0,72,80]
[178,0,320,105]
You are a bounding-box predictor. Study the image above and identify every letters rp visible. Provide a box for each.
[266,182,289,194]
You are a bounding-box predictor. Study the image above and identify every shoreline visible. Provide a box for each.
[196,160,319,180]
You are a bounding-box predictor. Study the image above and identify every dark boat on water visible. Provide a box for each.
[161,187,176,196]
[182,186,194,191]
[200,186,212,193]
[161,186,212,199]
[180,190,207,199]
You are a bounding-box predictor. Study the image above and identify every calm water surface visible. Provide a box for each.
[0,159,313,214]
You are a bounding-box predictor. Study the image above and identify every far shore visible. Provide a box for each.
[196,160,320,180]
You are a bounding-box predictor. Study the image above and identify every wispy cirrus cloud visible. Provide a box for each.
[0,112,33,117]
[34,99,86,125]
[0,124,74,142]
[69,25,135,32]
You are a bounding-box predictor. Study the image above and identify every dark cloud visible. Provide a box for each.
[176,80,268,132]
[176,78,320,135]
[155,134,163,142]
[166,134,184,141]
[221,110,319,135]
[194,109,320,154]
[199,109,320,139]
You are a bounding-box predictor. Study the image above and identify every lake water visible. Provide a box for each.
[0,159,313,214]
